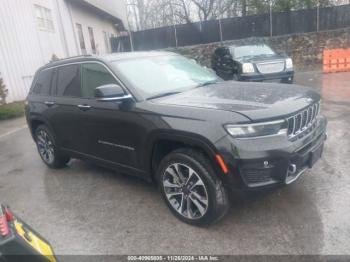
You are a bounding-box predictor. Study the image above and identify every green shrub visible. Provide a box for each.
[0,76,8,105]
[0,101,25,120]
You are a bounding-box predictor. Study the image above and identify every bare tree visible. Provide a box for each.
[126,0,334,31]
[188,0,237,21]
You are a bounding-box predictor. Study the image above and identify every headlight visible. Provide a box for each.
[242,63,255,73]
[285,58,293,69]
[225,120,288,138]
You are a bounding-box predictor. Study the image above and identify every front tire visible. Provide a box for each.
[157,149,230,226]
[34,125,70,169]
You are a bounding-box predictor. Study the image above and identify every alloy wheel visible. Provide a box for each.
[163,163,209,219]
[36,130,55,164]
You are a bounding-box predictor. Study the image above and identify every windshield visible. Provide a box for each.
[231,45,275,59]
[112,55,220,99]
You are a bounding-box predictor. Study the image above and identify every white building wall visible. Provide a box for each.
[84,0,128,29]
[68,1,119,55]
[0,0,123,103]
[0,0,65,103]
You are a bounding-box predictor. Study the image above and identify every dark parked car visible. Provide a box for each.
[212,44,294,83]
[26,52,326,226]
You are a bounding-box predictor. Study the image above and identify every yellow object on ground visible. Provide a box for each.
[14,220,56,262]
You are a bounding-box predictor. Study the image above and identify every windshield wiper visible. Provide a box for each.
[196,80,220,88]
[147,92,181,100]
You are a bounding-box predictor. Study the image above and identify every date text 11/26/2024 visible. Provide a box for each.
[127,256,220,261]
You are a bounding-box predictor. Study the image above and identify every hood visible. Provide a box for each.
[237,54,287,64]
[153,81,321,122]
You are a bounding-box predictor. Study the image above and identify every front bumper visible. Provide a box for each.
[215,115,327,190]
[239,70,294,83]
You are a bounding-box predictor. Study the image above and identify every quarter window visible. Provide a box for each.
[34,5,54,31]
[81,63,118,98]
[32,69,54,96]
[56,65,81,97]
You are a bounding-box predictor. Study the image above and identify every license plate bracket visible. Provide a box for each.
[309,143,324,168]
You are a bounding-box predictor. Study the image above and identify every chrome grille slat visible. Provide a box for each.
[287,102,320,139]
[307,107,312,125]
[291,117,295,134]
[296,113,302,133]
[301,110,307,130]
[256,60,285,74]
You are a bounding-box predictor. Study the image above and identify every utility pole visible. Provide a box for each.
[269,0,273,37]
[169,0,178,48]
[125,0,134,51]
[316,0,320,32]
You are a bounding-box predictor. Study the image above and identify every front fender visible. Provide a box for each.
[142,129,224,175]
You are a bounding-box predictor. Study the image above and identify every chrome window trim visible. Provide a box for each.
[39,61,135,100]
[97,94,133,102]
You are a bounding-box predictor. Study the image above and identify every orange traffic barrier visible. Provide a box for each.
[323,48,350,73]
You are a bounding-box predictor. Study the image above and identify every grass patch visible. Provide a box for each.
[0,101,25,121]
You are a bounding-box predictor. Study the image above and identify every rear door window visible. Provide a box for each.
[56,64,81,97]
[32,69,54,96]
[81,63,118,98]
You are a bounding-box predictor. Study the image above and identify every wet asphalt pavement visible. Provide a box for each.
[0,71,349,255]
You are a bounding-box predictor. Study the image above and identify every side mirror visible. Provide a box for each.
[95,84,132,102]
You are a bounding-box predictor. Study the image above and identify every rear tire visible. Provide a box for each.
[34,125,70,169]
[157,148,230,226]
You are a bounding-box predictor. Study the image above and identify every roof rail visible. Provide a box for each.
[47,54,95,64]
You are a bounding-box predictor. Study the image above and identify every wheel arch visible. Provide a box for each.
[28,115,55,140]
[145,131,224,183]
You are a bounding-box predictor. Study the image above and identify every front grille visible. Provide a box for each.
[256,60,285,74]
[244,169,273,184]
[287,102,320,139]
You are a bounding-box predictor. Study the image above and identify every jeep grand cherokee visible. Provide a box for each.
[25,52,327,226]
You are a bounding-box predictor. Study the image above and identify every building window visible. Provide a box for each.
[88,27,96,54]
[76,23,87,55]
[34,5,54,31]
[103,31,110,53]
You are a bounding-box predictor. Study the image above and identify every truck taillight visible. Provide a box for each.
[0,215,9,236]
[5,207,14,222]
[0,206,12,236]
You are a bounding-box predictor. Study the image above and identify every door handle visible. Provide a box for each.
[44,101,55,107]
[77,104,92,111]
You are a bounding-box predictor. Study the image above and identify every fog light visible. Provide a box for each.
[288,164,297,174]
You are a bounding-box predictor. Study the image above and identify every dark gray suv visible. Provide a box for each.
[26,52,327,225]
